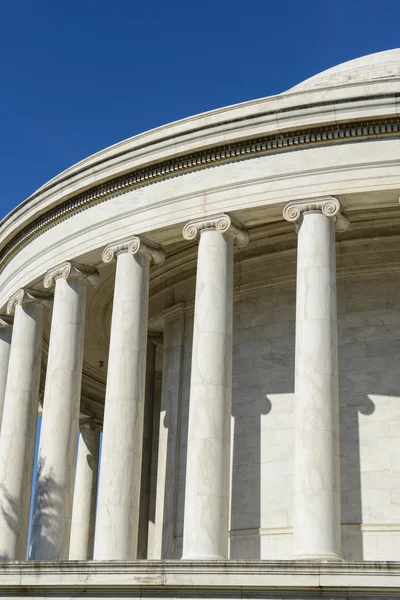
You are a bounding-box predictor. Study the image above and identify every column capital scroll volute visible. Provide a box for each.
[44,261,100,289]
[102,236,165,266]
[7,288,53,315]
[182,213,249,246]
[283,196,350,232]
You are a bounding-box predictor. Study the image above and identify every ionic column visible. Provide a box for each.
[0,289,51,560]
[30,262,99,560]
[94,236,165,560]
[153,304,185,559]
[137,333,161,559]
[283,197,349,561]
[0,316,12,429]
[182,214,248,560]
[69,419,101,559]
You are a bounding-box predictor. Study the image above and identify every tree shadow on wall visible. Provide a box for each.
[28,457,62,560]
[0,483,21,560]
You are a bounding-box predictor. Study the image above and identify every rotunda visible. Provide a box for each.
[1,49,400,599]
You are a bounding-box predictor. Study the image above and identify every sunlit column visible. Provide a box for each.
[0,289,51,560]
[283,197,349,560]
[182,214,248,560]
[94,236,165,560]
[30,262,99,560]
[69,419,101,560]
[0,316,12,429]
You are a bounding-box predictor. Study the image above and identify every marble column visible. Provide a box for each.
[0,289,51,560]
[182,214,248,560]
[153,304,185,559]
[283,197,349,561]
[94,236,165,560]
[137,333,160,559]
[30,262,99,560]
[0,316,12,429]
[69,419,101,560]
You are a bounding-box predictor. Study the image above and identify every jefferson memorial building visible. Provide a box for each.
[1,49,400,598]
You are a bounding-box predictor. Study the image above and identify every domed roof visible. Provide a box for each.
[290,48,400,91]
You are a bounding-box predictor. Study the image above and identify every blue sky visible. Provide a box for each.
[0,0,399,219]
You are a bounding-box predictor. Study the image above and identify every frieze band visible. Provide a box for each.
[0,115,398,271]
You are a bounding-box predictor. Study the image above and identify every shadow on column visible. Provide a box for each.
[339,392,375,560]
[28,457,62,560]
[0,485,20,560]
[231,389,271,560]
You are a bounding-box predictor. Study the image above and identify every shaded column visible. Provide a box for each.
[137,333,161,559]
[0,289,51,560]
[182,214,248,560]
[283,197,349,560]
[0,316,12,429]
[94,236,164,560]
[69,419,101,559]
[30,262,99,560]
[153,304,185,559]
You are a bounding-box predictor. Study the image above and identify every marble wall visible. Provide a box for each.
[161,271,400,561]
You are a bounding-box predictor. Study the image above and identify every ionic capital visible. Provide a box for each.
[7,288,53,315]
[182,214,249,246]
[44,261,99,289]
[283,197,350,232]
[79,417,102,432]
[0,315,13,328]
[148,331,163,347]
[102,236,165,265]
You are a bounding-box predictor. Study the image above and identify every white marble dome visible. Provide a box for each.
[1,50,400,600]
[291,48,400,90]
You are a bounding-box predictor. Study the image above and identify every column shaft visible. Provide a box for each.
[0,295,46,560]
[284,199,345,561]
[137,338,158,559]
[69,425,100,559]
[30,270,92,560]
[153,307,184,559]
[182,215,248,560]
[94,236,164,560]
[0,318,12,429]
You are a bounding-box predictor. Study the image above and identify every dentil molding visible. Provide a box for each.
[0,116,399,271]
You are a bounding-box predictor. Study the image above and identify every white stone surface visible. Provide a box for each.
[284,198,342,560]
[153,305,185,559]
[30,264,96,560]
[182,215,247,560]
[0,317,12,430]
[137,335,158,559]
[94,237,164,560]
[69,423,100,560]
[0,291,49,559]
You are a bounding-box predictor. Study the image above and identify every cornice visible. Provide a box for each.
[0,116,399,272]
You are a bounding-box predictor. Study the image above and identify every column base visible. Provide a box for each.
[292,552,342,561]
[182,554,227,560]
